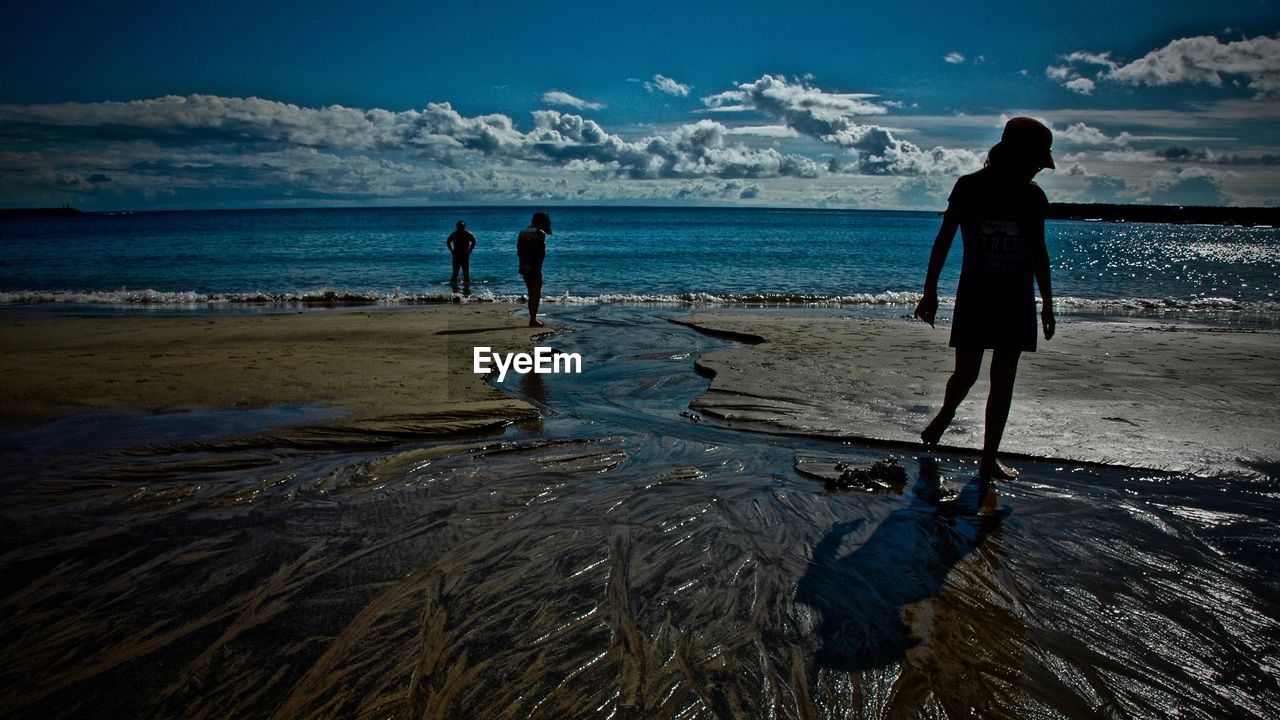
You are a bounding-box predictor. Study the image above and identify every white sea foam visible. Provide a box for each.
[2,288,1277,315]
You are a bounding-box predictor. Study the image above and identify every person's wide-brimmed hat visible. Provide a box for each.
[995,117,1055,169]
[532,211,553,234]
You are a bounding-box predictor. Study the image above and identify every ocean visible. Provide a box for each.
[2,206,1278,318]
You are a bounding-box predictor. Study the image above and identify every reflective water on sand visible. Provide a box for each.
[1,306,1277,718]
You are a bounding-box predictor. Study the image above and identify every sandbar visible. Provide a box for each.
[0,305,541,441]
[680,311,1280,476]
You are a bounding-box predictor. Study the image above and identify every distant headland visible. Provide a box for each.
[0,205,83,218]
[1047,203,1278,227]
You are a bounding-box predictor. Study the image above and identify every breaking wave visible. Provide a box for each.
[4,287,1279,317]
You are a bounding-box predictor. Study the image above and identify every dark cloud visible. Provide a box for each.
[1086,175,1128,202]
[1141,167,1228,206]
[1156,146,1208,162]
[895,177,948,209]
[1213,153,1280,166]
[1156,146,1280,165]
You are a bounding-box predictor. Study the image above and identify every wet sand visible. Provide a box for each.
[680,311,1280,477]
[0,305,541,441]
[1,305,1278,719]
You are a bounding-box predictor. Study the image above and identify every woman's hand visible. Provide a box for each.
[1042,306,1056,340]
[914,292,938,327]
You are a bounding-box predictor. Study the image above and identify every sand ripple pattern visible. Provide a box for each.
[2,436,1276,717]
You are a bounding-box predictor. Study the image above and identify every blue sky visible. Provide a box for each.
[2,1,1278,210]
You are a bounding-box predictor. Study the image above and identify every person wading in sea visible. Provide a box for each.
[517,212,553,328]
[914,117,1057,480]
[446,220,477,286]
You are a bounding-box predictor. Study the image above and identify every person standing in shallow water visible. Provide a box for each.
[447,220,477,286]
[914,117,1057,480]
[517,212,553,328]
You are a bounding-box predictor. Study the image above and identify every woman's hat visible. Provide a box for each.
[997,117,1055,169]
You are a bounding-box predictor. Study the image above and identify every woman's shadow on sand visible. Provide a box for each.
[795,459,1009,671]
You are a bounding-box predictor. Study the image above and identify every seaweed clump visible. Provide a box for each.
[826,458,908,492]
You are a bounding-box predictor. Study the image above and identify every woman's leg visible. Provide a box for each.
[980,349,1022,479]
[921,348,983,445]
[525,275,544,327]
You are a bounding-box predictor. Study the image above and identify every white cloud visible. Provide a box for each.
[703,74,887,120]
[644,74,691,97]
[701,74,980,175]
[526,112,823,179]
[826,126,982,175]
[1056,121,1119,146]
[0,94,826,199]
[1045,65,1073,82]
[944,52,966,65]
[1048,35,1280,98]
[11,83,1268,209]
[1108,36,1280,95]
[1064,78,1096,95]
[1062,50,1115,67]
[1064,148,1164,164]
[540,91,604,111]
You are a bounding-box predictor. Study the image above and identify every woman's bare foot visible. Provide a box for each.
[529,319,545,328]
[921,410,953,446]
[979,458,1019,480]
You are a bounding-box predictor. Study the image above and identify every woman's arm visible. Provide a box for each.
[1032,221,1055,339]
[914,215,959,327]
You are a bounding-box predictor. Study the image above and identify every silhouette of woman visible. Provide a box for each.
[517,212,553,328]
[914,117,1056,479]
